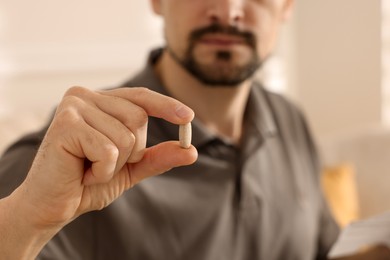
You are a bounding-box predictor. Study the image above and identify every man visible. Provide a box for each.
[0,0,339,259]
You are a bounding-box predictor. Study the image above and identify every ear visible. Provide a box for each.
[281,0,294,21]
[150,0,162,15]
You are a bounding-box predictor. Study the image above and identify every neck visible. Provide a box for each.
[155,50,253,144]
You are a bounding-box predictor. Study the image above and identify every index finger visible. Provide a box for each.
[98,87,194,125]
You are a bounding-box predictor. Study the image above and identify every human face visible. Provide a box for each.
[151,0,293,86]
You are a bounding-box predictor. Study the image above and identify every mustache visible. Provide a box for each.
[188,23,257,48]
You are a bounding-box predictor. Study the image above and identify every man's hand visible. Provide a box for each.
[16,86,197,229]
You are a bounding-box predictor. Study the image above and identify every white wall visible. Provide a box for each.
[0,0,163,116]
[287,1,386,218]
[290,0,382,139]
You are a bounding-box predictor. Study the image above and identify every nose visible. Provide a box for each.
[207,0,244,26]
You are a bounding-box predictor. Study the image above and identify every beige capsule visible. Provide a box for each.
[179,123,192,149]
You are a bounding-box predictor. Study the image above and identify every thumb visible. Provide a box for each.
[127,141,198,186]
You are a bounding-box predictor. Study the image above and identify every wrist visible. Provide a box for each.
[0,186,63,259]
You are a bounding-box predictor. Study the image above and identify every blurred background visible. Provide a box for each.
[0,0,389,225]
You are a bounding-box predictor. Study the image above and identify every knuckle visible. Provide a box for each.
[117,132,136,149]
[131,87,152,101]
[124,106,148,128]
[53,97,85,126]
[52,106,80,131]
[133,87,150,96]
[101,145,119,163]
[133,108,149,126]
[64,86,84,96]
[64,86,90,98]
[61,94,82,107]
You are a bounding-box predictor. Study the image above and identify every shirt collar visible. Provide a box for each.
[120,48,278,148]
[246,81,278,138]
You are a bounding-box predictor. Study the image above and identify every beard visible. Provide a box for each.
[167,23,262,87]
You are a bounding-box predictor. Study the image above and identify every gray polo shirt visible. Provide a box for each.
[0,49,339,260]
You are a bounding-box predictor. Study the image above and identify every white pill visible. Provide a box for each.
[179,123,192,149]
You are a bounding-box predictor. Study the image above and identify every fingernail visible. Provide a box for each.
[176,106,193,119]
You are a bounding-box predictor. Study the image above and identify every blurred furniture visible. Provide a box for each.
[319,124,390,225]
[322,163,360,227]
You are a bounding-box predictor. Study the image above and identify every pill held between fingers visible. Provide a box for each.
[179,123,192,149]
